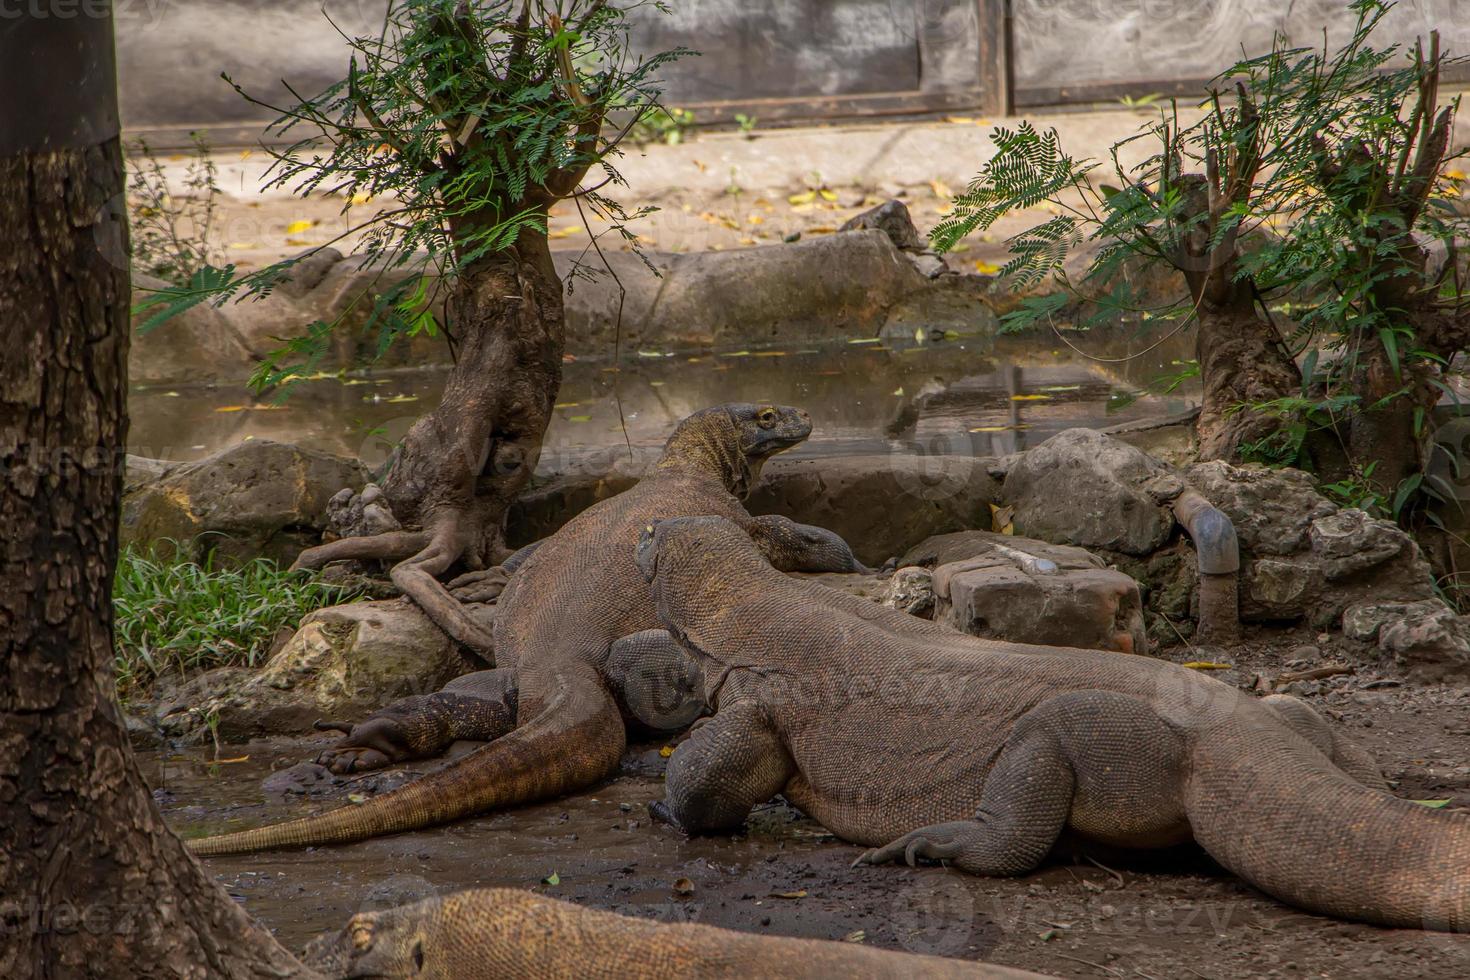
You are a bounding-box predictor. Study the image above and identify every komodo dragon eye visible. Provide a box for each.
[757,407,778,427]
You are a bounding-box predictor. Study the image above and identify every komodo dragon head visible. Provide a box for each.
[657,403,811,497]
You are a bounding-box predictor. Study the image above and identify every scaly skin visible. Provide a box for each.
[187,405,867,855]
[638,516,1470,931]
[300,888,1051,979]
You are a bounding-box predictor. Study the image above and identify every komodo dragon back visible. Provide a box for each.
[640,516,1470,932]
[301,887,1052,979]
[188,404,848,856]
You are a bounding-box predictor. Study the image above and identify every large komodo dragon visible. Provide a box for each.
[191,404,868,855]
[636,516,1470,931]
[301,888,1050,979]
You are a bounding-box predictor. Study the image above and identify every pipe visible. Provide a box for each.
[1172,489,1241,643]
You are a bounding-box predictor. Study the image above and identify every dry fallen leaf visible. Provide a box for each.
[1182,661,1234,670]
[673,878,695,896]
[285,219,316,234]
[973,260,1002,274]
[772,889,808,900]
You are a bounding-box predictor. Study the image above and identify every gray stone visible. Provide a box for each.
[905,252,948,279]
[919,530,1147,654]
[155,599,485,742]
[1001,428,1175,555]
[880,274,1001,342]
[838,199,926,251]
[121,439,368,563]
[883,566,936,617]
[129,271,258,385]
[1184,461,1336,556]
[643,230,928,347]
[510,451,999,566]
[1342,599,1470,683]
[747,454,1000,567]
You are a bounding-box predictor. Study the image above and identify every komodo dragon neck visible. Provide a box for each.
[656,412,761,497]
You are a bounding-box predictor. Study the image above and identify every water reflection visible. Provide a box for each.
[128,327,1200,469]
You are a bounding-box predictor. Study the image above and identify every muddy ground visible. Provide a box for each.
[149,629,1470,979]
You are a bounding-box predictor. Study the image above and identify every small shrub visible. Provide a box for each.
[112,545,363,700]
[127,132,223,284]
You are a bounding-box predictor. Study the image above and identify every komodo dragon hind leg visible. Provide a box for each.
[1259,694,1389,791]
[316,669,518,774]
[650,701,794,832]
[855,691,1189,875]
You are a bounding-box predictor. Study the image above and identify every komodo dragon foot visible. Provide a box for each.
[316,669,518,774]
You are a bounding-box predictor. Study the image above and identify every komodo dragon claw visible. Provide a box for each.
[853,823,970,867]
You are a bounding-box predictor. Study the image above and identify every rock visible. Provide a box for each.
[1001,428,1175,555]
[156,599,486,741]
[880,274,1000,342]
[121,439,368,563]
[510,451,1000,567]
[1183,461,1436,626]
[915,530,1147,654]
[129,271,258,385]
[838,199,926,251]
[642,230,928,347]
[124,453,175,492]
[905,252,947,279]
[747,454,1000,567]
[883,566,936,617]
[1184,461,1336,556]
[1342,599,1470,683]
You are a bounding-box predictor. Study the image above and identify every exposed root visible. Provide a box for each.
[290,529,430,571]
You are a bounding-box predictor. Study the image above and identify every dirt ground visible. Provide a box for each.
[148,624,1470,979]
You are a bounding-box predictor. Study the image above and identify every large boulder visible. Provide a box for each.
[1343,599,1470,683]
[509,451,999,567]
[1184,461,1336,556]
[1185,460,1436,625]
[155,599,485,742]
[1000,428,1179,555]
[642,230,928,347]
[121,439,368,563]
[129,272,258,385]
[747,454,999,566]
[905,530,1147,654]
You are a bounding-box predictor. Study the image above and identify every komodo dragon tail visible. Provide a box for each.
[189,674,625,855]
[1187,725,1470,930]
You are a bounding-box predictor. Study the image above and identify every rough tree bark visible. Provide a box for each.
[0,11,309,979]
[1171,155,1301,462]
[289,6,605,656]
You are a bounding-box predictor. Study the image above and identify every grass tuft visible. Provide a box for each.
[113,544,364,700]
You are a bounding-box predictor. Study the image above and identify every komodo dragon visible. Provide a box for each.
[635,516,1470,930]
[189,404,867,855]
[300,888,1050,979]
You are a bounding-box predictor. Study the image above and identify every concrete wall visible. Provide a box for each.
[115,0,991,132]
[1012,0,1470,100]
[114,0,1468,134]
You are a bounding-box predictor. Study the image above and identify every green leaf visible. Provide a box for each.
[1378,327,1400,380]
[132,265,238,334]
[1413,799,1453,808]
[542,871,560,886]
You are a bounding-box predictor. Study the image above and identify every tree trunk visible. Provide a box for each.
[0,13,308,979]
[1194,305,1303,462]
[296,226,565,654]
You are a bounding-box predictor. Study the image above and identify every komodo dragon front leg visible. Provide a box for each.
[853,691,1192,872]
[649,700,796,832]
[316,630,706,773]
